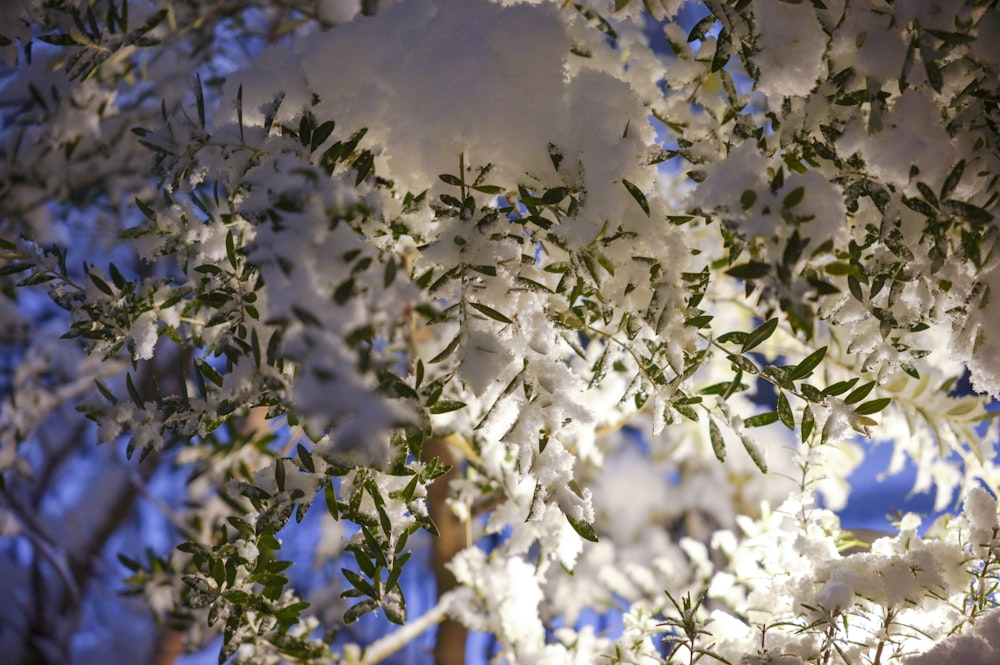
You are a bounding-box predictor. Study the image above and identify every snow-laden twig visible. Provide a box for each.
[359,589,464,665]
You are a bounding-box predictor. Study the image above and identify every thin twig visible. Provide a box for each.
[359,590,462,665]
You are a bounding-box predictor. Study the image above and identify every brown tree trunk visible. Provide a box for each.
[148,628,185,665]
[422,438,467,665]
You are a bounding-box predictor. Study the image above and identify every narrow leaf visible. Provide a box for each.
[296,443,314,473]
[726,262,770,280]
[776,392,795,430]
[622,179,650,216]
[429,332,461,364]
[744,412,779,428]
[941,159,964,201]
[740,433,767,473]
[236,84,244,142]
[225,229,238,270]
[788,346,827,381]
[782,186,805,208]
[343,598,379,624]
[324,479,339,520]
[126,372,144,408]
[801,405,816,441]
[854,397,891,415]
[468,301,512,324]
[566,514,599,542]
[741,317,779,353]
[709,418,726,462]
[687,14,716,43]
[844,380,876,405]
[194,74,205,129]
[429,400,466,415]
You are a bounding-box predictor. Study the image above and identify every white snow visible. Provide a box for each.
[752,0,827,99]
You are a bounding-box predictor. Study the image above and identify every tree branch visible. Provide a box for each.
[359,590,463,665]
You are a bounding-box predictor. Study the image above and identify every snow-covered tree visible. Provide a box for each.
[2,0,999,664]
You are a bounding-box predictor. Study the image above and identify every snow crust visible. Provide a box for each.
[752,0,826,99]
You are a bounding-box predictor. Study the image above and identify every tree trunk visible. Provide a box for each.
[422,438,467,665]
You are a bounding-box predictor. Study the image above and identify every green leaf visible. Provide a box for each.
[541,187,569,205]
[195,358,224,387]
[801,405,815,441]
[776,392,794,430]
[740,433,767,473]
[95,379,118,404]
[844,380,876,405]
[711,30,731,71]
[726,262,770,280]
[727,354,760,375]
[343,598,379,624]
[117,553,141,571]
[588,343,610,389]
[298,113,314,148]
[941,159,964,201]
[685,314,713,328]
[429,400,466,415]
[854,397,891,415]
[702,379,746,396]
[946,200,993,226]
[384,257,398,288]
[847,274,864,302]
[126,372,144,408]
[468,301,513,324]
[788,346,827,381]
[621,179,650,216]
[193,264,222,276]
[274,459,287,493]
[352,548,378,578]
[716,331,748,345]
[674,403,699,421]
[744,412,779,428]
[135,197,157,221]
[236,84,244,142]
[924,54,943,92]
[88,269,114,296]
[225,229,238,270]
[353,150,374,186]
[902,195,935,217]
[687,14,716,43]
[1,262,33,277]
[822,377,859,397]
[334,278,354,304]
[709,418,726,462]
[800,383,824,402]
[722,368,745,400]
[782,186,805,208]
[566,514,599,542]
[296,443,314,473]
[916,182,939,209]
[105,263,124,290]
[312,120,335,151]
[194,74,205,129]
[383,595,407,625]
[324,479,339,520]
[429,332,461,363]
[741,317,778,353]
[439,173,463,187]
[385,552,411,591]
